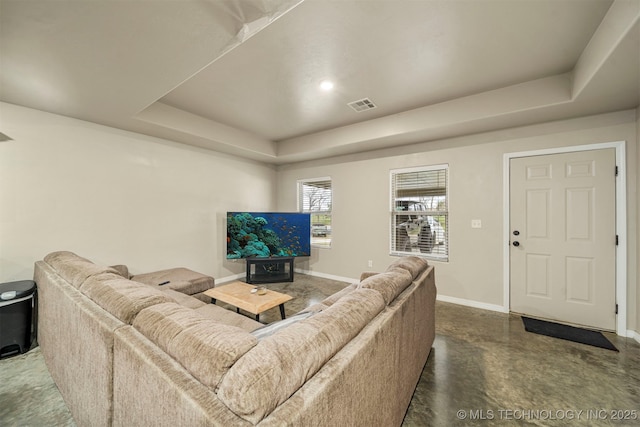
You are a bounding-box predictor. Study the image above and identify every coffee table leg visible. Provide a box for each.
[255,314,259,322]
[279,304,286,320]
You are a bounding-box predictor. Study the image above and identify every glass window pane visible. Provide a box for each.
[391,166,448,261]
[299,178,332,248]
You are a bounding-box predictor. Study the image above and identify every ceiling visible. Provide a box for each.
[1,0,639,164]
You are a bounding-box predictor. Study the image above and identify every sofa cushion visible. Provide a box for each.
[300,302,328,313]
[358,268,413,305]
[133,303,258,389]
[194,304,263,331]
[81,273,173,324]
[162,289,206,309]
[321,282,357,306]
[217,288,385,424]
[300,283,358,314]
[386,256,429,280]
[132,303,205,348]
[44,251,120,289]
[130,267,214,295]
[250,311,314,340]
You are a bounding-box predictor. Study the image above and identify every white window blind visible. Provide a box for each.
[390,165,448,261]
[298,178,332,248]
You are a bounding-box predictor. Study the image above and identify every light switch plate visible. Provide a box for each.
[471,219,482,228]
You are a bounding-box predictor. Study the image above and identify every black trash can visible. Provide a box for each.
[0,280,36,358]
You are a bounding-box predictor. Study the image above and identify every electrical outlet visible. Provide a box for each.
[471,219,482,229]
[368,260,373,268]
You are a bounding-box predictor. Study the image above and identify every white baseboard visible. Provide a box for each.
[217,270,358,286]
[627,330,640,344]
[294,268,358,284]
[436,294,509,313]
[216,273,244,285]
[300,272,509,314]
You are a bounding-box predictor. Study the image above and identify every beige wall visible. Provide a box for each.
[1,102,637,336]
[0,102,277,282]
[277,110,638,333]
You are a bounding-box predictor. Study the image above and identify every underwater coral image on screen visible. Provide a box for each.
[226,212,311,259]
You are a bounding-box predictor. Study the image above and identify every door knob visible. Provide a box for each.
[513,230,520,236]
[513,241,520,247]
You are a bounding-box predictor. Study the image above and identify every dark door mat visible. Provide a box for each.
[521,316,618,352]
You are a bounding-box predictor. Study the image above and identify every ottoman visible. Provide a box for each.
[131,267,214,301]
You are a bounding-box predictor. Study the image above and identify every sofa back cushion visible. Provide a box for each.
[161,289,207,309]
[358,268,413,305]
[194,304,263,332]
[109,264,130,279]
[217,288,385,424]
[81,273,173,324]
[44,251,120,289]
[386,256,429,280]
[133,302,258,389]
[301,282,358,314]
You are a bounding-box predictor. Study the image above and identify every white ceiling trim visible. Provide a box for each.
[136,102,277,160]
[276,74,574,161]
[572,0,640,98]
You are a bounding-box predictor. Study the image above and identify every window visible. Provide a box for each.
[298,178,332,248]
[390,165,448,261]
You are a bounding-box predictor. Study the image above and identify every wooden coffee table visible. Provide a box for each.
[203,281,292,322]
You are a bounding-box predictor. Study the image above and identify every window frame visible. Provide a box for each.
[298,177,332,248]
[390,164,449,262]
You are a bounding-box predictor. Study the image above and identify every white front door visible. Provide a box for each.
[510,149,616,331]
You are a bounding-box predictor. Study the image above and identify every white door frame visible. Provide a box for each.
[503,141,627,336]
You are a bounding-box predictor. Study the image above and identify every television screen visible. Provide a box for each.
[226,212,311,259]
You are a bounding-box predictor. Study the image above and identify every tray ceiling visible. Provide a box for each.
[1,0,638,164]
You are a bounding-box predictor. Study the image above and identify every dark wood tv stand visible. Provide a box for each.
[246,257,294,284]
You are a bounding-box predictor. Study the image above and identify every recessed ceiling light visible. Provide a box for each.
[319,80,334,91]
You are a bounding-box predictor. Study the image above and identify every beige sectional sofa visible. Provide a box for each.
[34,251,436,426]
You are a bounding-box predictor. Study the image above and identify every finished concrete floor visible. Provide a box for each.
[405,303,640,426]
[1,274,639,426]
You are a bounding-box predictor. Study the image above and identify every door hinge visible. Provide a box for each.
[615,304,618,314]
[616,235,619,246]
[615,166,619,176]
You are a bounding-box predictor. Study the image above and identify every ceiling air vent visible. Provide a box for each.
[347,98,377,112]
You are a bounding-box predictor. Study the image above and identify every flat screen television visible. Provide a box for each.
[226,212,311,259]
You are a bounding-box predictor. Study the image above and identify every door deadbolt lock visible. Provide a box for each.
[513,230,520,236]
